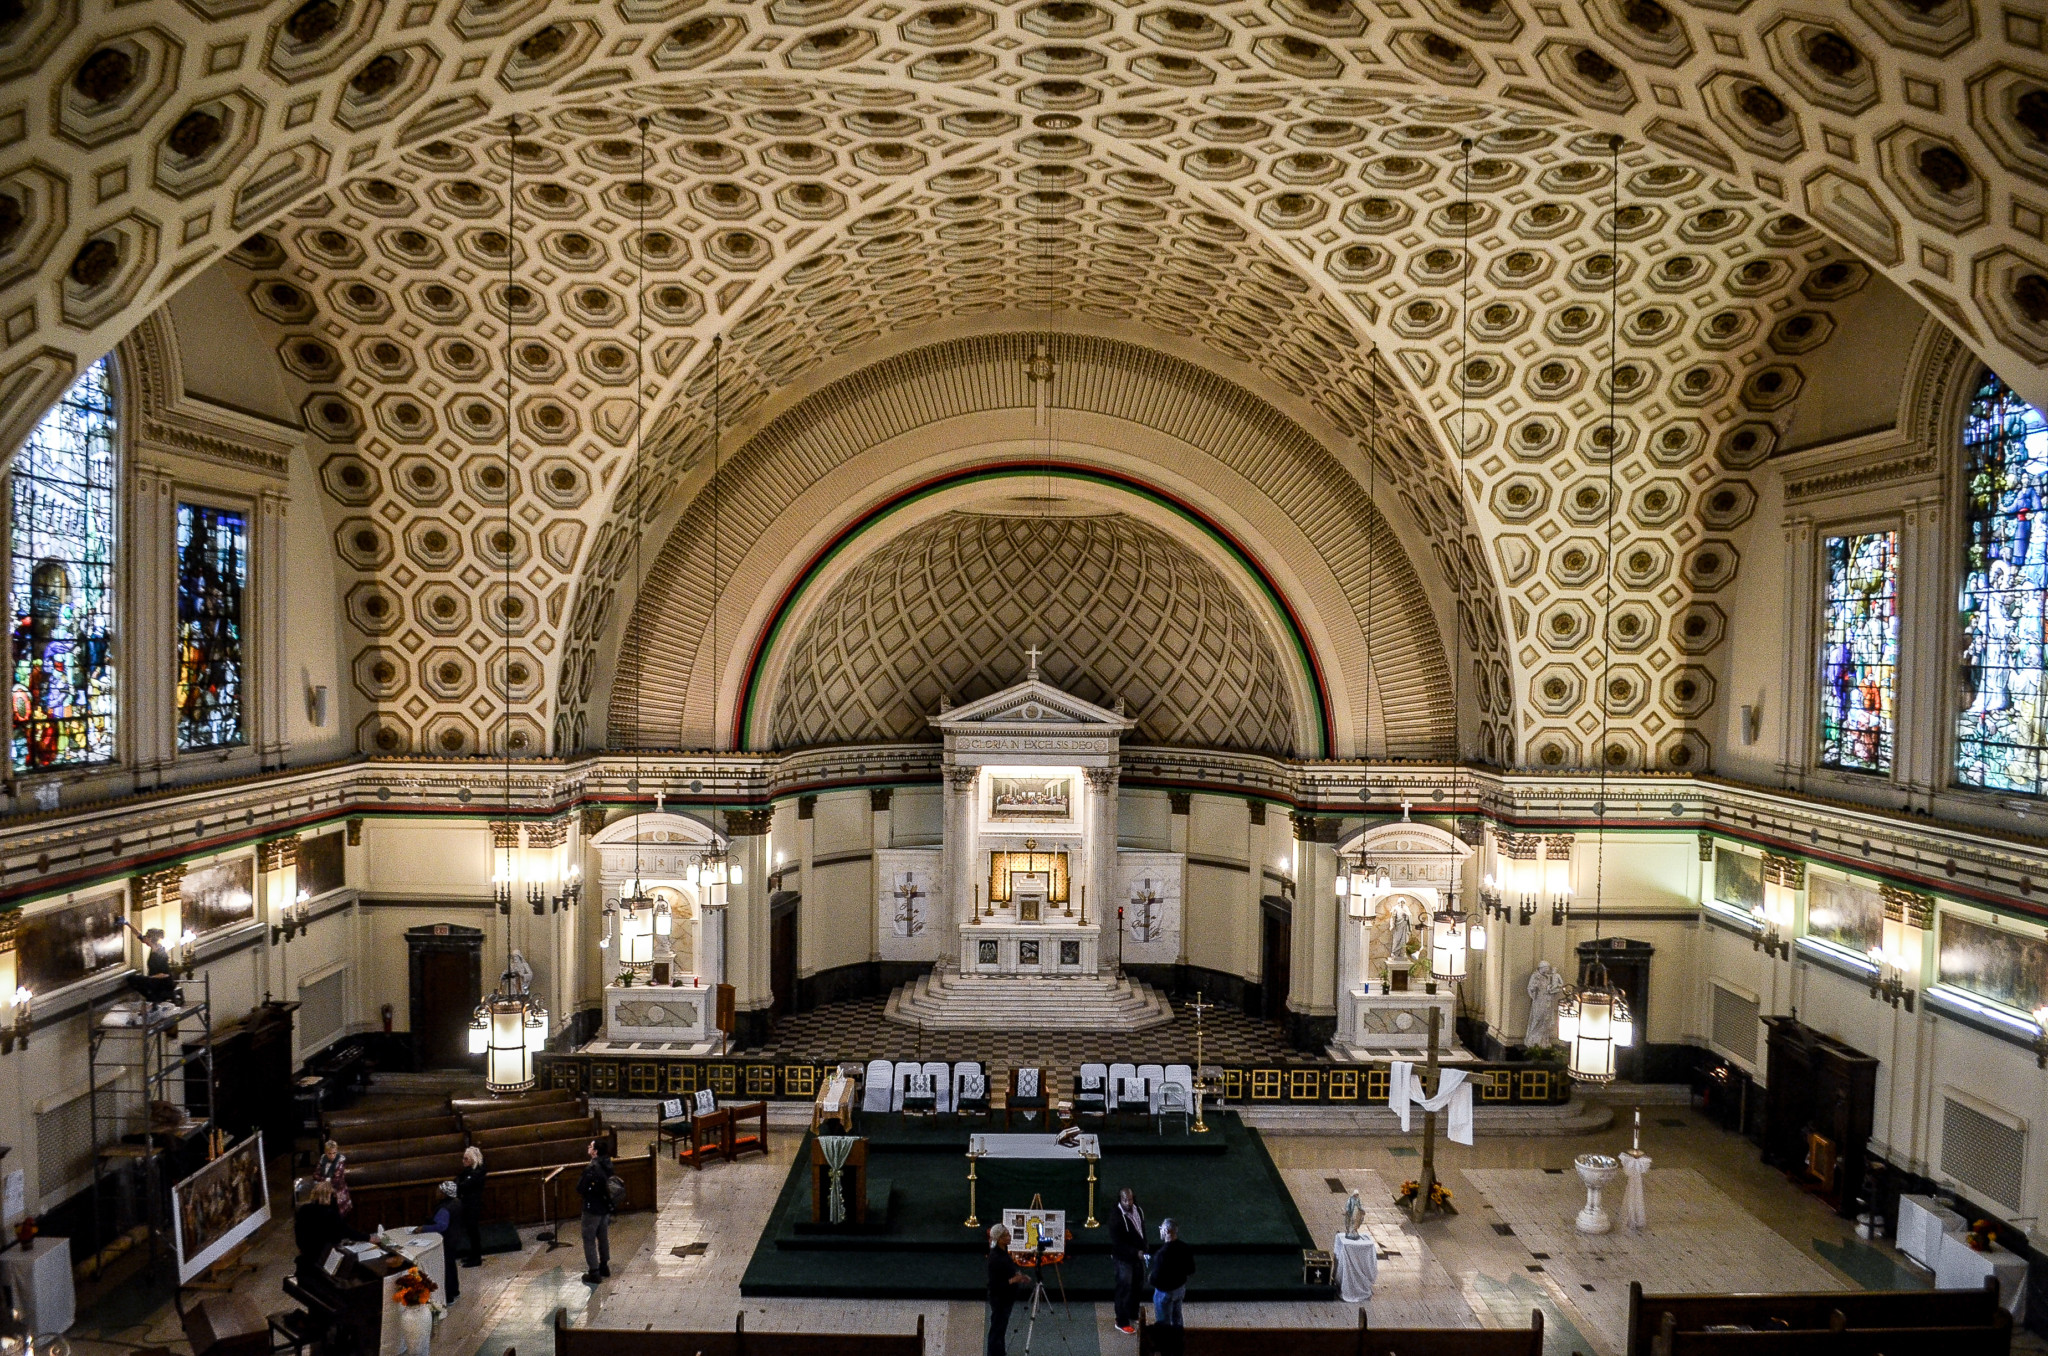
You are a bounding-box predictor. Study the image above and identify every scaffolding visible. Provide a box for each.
[86,975,216,1280]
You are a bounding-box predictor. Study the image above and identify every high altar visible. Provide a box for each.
[930,662,1134,978]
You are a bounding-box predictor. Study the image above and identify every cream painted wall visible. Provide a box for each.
[891,788,942,845]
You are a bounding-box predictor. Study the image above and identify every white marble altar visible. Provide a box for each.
[962,918,1100,974]
[602,979,715,1045]
[1339,984,1459,1054]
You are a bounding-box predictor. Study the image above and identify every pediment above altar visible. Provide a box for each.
[930,677,1137,735]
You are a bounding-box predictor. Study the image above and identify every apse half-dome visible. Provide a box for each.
[768,510,1298,755]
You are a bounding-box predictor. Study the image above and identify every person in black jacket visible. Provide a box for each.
[1146,1217,1196,1355]
[577,1139,614,1285]
[1107,1187,1147,1334]
[420,1182,463,1302]
[983,1224,1032,1356]
[292,1181,360,1278]
[456,1146,487,1268]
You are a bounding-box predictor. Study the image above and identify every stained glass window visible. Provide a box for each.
[176,502,246,751]
[1817,530,1899,774]
[10,358,117,772]
[1957,370,2048,794]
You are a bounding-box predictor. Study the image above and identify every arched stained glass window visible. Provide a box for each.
[9,358,117,772]
[1957,369,2048,794]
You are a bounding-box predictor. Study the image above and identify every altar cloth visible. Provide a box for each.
[970,1133,1102,1159]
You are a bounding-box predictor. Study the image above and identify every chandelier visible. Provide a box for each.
[1563,134,1632,1088]
[472,114,549,1094]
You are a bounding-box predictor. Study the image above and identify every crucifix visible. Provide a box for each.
[893,870,926,937]
[1025,644,1042,680]
[1129,878,1162,944]
[1409,1004,1448,1222]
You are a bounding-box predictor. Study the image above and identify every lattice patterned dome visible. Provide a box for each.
[769,511,1297,755]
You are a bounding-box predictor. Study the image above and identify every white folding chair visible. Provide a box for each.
[1137,1063,1167,1114]
[1164,1063,1194,1115]
[1156,1082,1191,1135]
[862,1058,894,1113]
[1108,1062,1140,1113]
[922,1060,953,1114]
[892,1060,922,1112]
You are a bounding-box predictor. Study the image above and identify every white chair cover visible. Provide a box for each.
[892,1060,922,1111]
[1017,1067,1041,1100]
[694,1088,718,1116]
[922,1060,953,1113]
[1164,1064,1193,1098]
[862,1059,894,1113]
[1115,1075,1148,1110]
[953,1061,986,1107]
[1107,1062,1139,1111]
[660,1098,685,1122]
[1076,1063,1108,1110]
[1137,1063,1167,1114]
[906,1072,935,1108]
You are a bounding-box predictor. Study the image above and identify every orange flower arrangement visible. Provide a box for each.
[1395,1180,1455,1212]
[393,1266,438,1307]
[1966,1219,2000,1252]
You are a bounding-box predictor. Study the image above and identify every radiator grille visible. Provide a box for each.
[1710,983,1759,1064]
[1942,1096,2025,1211]
[300,969,346,1049]
[36,1094,95,1205]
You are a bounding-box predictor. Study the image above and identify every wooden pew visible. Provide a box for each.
[451,1088,576,1117]
[469,1116,603,1151]
[460,1099,592,1133]
[336,1133,466,1166]
[1666,1314,2011,1356]
[1625,1279,2001,1356]
[1138,1311,1543,1356]
[552,1308,924,1356]
[328,1114,458,1145]
[350,1142,652,1229]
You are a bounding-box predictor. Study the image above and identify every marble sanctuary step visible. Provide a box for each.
[883,967,1175,1030]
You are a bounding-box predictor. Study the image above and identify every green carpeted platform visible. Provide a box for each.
[740,1112,1334,1301]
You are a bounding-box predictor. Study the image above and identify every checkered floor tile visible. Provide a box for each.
[744,994,1318,1067]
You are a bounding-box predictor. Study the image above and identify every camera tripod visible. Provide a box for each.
[1020,1235,1070,1353]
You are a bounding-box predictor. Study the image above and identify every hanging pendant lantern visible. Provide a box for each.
[1430,910,1469,979]
[1559,967,1633,1085]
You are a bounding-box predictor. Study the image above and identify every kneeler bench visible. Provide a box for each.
[553,1307,925,1356]
[1138,1309,1543,1356]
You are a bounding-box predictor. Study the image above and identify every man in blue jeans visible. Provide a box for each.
[1145,1217,1195,1355]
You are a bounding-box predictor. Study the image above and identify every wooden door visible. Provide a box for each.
[415,947,481,1070]
[770,907,799,1020]
[1261,910,1292,1020]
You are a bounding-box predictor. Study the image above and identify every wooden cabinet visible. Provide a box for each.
[1762,1015,1877,1217]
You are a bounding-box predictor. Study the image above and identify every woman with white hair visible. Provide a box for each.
[456,1144,487,1268]
[984,1222,1031,1356]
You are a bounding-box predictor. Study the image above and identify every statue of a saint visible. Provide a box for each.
[506,949,534,996]
[1524,961,1566,1048]
[1385,901,1414,963]
[1343,1190,1364,1239]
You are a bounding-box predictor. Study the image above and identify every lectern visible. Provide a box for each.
[810,1137,869,1224]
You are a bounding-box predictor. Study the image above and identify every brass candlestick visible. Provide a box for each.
[1083,1150,1100,1229]
[1190,989,1213,1133]
[965,1148,983,1228]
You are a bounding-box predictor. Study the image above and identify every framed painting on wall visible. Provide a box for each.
[1806,875,1883,955]
[1938,914,2048,1016]
[1714,852,1763,913]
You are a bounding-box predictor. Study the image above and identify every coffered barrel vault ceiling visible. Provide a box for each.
[1,0,2041,771]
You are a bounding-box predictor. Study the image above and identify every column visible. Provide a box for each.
[722,808,775,1046]
[868,788,893,965]
[796,795,817,985]
[127,461,177,788]
[1084,766,1117,957]
[942,764,978,968]
[256,487,291,770]
[1777,513,1816,789]
[1288,811,1341,1050]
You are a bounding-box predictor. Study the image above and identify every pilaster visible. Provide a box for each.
[256,487,291,769]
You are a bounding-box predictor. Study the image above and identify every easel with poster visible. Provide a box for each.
[1004,1198,1069,1350]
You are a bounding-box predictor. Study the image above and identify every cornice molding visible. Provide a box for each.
[116,313,297,480]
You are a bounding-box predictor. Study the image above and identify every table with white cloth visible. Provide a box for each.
[968,1133,1103,1232]
[367,1229,447,1356]
[1897,1193,1965,1270]
[1332,1231,1379,1303]
[1932,1228,2029,1322]
[0,1236,74,1333]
